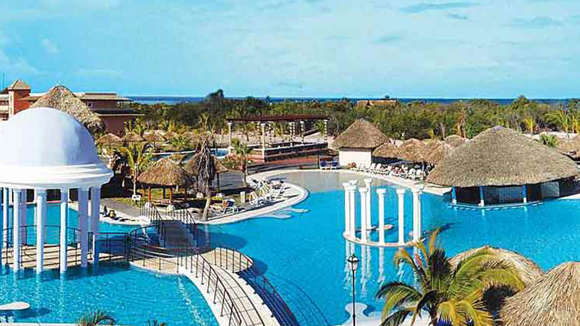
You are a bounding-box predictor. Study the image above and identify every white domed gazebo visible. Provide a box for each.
[0,108,113,273]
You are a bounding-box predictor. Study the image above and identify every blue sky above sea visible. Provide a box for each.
[2,0,580,98]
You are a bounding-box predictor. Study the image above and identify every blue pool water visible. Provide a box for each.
[210,171,580,325]
[0,204,218,326]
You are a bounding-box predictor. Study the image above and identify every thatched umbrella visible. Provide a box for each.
[143,130,165,143]
[164,131,179,141]
[332,119,388,150]
[97,133,123,147]
[450,246,543,287]
[30,85,105,134]
[424,140,454,165]
[444,134,467,148]
[373,141,400,159]
[137,157,194,203]
[557,135,580,158]
[500,262,580,326]
[123,131,144,143]
[398,138,427,162]
[427,126,578,187]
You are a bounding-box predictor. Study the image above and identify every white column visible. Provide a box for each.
[0,188,3,268]
[60,189,69,273]
[364,178,372,230]
[19,190,26,245]
[260,123,266,150]
[479,186,485,207]
[378,247,385,283]
[35,189,47,274]
[227,122,233,148]
[78,188,90,268]
[377,189,386,245]
[2,188,7,257]
[522,185,527,204]
[90,187,101,265]
[359,187,368,242]
[412,187,423,242]
[348,185,356,237]
[342,183,351,237]
[396,188,405,245]
[12,189,21,271]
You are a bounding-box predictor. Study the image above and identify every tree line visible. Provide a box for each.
[124,90,580,140]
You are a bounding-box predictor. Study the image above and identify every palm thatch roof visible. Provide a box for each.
[444,134,467,148]
[427,126,578,187]
[30,85,105,134]
[137,157,194,187]
[97,133,123,146]
[123,131,144,143]
[424,140,455,165]
[185,154,228,176]
[333,119,388,149]
[500,262,580,326]
[450,246,544,287]
[143,130,165,143]
[398,138,427,162]
[164,131,179,140]
[373,141,400,159]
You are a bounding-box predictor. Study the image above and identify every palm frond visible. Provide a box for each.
[377,282,422,318]
[380,309,412,326]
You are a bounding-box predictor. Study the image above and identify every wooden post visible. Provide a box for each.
[169,188,173,203]
[148,187,152,202]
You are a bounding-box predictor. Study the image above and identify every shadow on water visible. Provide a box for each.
[203,231,248,251]
[6,261,131,282]
[19,307,51,319]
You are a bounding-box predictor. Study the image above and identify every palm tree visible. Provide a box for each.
[119,142,153,197]
[545,110,570,134]
[196,138,216,221]
[231,138,252,187]
[77,311,115,326]
[376,229,524,326]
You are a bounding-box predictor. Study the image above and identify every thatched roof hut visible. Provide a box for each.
[137,157,193,187]
[424,140,454,165]
[185,154,228,176]
[500,262,580,326]
[143,130,165,143]
[30,85,105,134]
[373,142,400,159]
[333,119,388,149]
[444,134,467,148]
[427,126,578,187]
[450,246,544,287]
[97,133,123,146]
[123,131,144,143]
[164,131,179,141]
[398,138,427,162]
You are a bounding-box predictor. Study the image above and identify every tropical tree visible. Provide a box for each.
[169,134,191,152]
[77,311,115,326]
[196,138,216,221]
[376,229,524,326]
[119,142,153,196]
[545,110,570,134]
[231,138,252,187]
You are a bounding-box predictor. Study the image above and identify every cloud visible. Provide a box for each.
[277,81,304,89]
[511,16,563,28]
[41,39,59,54]
[447,13,468,20]
[400,2,475,14]
[375,34,403,44]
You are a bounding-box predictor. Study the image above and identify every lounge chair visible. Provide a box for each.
[330,160,339,169]
[319,160,328,170]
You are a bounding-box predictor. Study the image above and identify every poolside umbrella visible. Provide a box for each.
[500,262,580,326]
[557,135,580,158]
[372,141,400,159]
[450,246,544,287]
[97,133,123,147]
[398,138,427,163]
[143,130,165,143]
[424,140,454,165]
[123,131,144,143]
[427,126,578,187]
[137,157,194,203]
[444,134,467,148]
[30,85,105,134]
[185,154,228,190]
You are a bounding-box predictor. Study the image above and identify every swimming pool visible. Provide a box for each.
[0,204,218,326]
[209,171,580,325]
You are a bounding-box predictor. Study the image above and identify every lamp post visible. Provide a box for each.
[347,253,359,326]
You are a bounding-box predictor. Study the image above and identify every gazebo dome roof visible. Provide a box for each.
[0,107,113,189]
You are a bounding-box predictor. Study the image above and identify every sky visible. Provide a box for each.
[1,0,580,98]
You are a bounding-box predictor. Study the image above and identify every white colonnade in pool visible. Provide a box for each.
[342,179,424,247]
[0,186,103,273]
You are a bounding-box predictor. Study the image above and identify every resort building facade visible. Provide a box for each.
[0,79,139,135]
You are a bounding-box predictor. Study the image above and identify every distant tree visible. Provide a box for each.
[231,138,251,187]
[119,142,152,196]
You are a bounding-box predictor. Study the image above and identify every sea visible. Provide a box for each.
[128,96,571,106]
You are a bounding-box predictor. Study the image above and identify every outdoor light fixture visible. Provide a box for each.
[347,253,359,326]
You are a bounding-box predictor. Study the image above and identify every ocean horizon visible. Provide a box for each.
[128,95,573,106]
